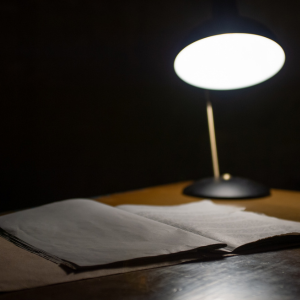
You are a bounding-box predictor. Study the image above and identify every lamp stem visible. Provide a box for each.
[205,90,220,179]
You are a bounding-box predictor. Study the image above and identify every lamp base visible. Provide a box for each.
[183,176,270,199]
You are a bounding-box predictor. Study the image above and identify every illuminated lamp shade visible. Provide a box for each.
[174,33,285,90]
[175,0,286,199]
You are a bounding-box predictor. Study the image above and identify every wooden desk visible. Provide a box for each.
[1,182,300,300]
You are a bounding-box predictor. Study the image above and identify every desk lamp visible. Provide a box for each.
[174,0,285,199]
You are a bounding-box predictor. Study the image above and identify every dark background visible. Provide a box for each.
[1,0,300,212]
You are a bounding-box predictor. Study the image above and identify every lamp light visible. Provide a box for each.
[175,33,285,90]
[175,0,285,199]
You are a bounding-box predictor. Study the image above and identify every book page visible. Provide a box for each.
[118,200,300,251]
[0,199,225,269]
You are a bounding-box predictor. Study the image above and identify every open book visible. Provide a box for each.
[1,199,300,270]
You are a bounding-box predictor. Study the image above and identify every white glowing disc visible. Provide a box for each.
[174,33,285,90]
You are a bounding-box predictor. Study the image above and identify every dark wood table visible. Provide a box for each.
[1,181,300,300]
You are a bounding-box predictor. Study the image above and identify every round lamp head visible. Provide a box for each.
[174,33,285,90]
[174,1,286,91]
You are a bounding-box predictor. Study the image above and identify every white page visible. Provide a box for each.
[0,199,224,268]
[118,200,300,251]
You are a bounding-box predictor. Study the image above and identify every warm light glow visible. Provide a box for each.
[174,33,285,90]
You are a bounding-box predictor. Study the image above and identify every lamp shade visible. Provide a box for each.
[174,1,285,90]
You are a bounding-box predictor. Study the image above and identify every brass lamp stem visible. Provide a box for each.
[205,90,220,179]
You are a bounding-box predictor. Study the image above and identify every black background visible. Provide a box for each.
[1,0,300,212]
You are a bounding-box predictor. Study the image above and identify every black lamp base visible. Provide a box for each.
[183,176,270,199]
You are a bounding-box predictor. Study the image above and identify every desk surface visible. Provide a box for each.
[1,182,300,300]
